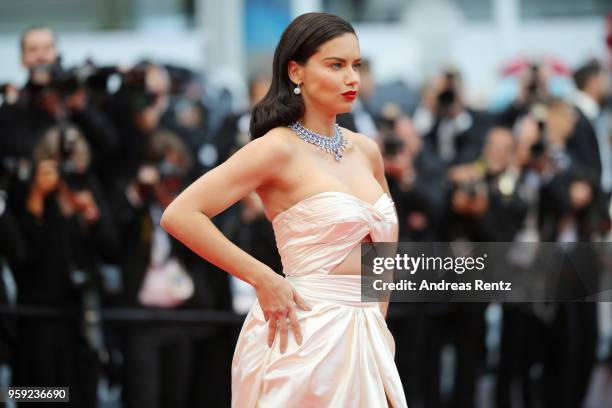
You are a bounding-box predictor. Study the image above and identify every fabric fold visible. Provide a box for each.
[231,192,407,407]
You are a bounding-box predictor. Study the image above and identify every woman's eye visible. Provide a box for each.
[330,63,342,70]
[353,63,362,70]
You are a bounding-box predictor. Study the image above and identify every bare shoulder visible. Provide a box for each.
[340,127,382,166]
[243,127,297,163]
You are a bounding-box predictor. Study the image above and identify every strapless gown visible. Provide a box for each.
[231,191,408,407]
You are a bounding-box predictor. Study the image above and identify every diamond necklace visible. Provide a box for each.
[289,121,347,161]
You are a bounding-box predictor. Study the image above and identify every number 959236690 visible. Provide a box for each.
[2,387,69,402]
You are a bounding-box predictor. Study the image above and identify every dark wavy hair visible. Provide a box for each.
[249,13,356,139]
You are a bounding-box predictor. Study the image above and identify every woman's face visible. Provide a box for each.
[289,33,361,115]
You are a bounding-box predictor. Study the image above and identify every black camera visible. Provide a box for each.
[58,126,89,191]
[529,104,549,162]
[118,67,159,113]
[530,121,547,160]
[455,179,488,198]
[375,108,404,158]
[432,70,462,119]
[437,71,458,113]
[153,160,186,194]
[136,160,186,204]
[28,62,81,98]
[382,131,404,158]
[525,63,542,104]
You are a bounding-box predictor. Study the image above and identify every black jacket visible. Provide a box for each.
[111,187,232,311]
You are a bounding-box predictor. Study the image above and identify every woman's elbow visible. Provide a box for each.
[160,204,180,234]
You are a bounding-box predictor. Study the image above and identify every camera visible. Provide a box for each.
[382,134,404,158]
[525,63,543,104]
[136,160,187,204]
[377,103,404,158]
[118,67,159,112]
[455,179,488,198]
[58,126,89,191]
[528,103,549,163]
[438,71,457,109]
[529,120,547,159]
[28,61,81,98]
[436,70,459,116]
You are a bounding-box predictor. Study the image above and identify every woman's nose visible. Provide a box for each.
[346,69,359,86]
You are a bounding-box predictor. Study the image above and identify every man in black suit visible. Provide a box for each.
[568,59,611,232]
[567,61,612,191]
[0,26,119,187]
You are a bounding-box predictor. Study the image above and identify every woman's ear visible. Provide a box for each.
[288,60,303,86]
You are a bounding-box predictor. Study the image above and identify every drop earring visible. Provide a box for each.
[293,84,301,95]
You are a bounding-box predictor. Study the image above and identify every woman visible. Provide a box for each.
[161,12,407,407]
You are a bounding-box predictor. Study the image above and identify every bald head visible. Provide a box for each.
[20,26,58,70]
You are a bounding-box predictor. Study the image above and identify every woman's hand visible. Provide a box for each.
[68,190,100,223]
[256,271,312,353]
[31,160,60,196]
[27,160,60,217]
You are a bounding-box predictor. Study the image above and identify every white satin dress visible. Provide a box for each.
[231,191,408,408]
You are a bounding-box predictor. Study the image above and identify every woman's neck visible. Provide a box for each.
[300,110,337,138]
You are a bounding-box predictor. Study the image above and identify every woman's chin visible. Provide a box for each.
[335,103,355,115]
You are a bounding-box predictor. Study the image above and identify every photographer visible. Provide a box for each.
[379,110,447,241]
[379,111,450,407]
[493,102,600,408]
[111,130,232,408]
[496,61,553,128]
[413,69,492,167]
[538,101,599,408]
[106,61,172,194]
[159,66,212,181]
[446,126,528,241]
[518,100,603,243]
[415,127,527,408]
[11,125,117,407]
[566,59,612,237]
[0,26,119,182]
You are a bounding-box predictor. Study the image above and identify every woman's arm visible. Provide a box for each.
[161,131,289,286]
[161,129,310,352]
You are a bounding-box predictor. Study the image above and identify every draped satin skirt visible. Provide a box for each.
[231,274,408,408]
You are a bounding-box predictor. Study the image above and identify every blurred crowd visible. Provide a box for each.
[380,61,612,408]
[0,25,611,407]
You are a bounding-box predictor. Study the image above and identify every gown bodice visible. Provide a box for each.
[271,191,398,277]
[233,191,408,408]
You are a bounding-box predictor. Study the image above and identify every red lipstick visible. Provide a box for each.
[342,90,357,100]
